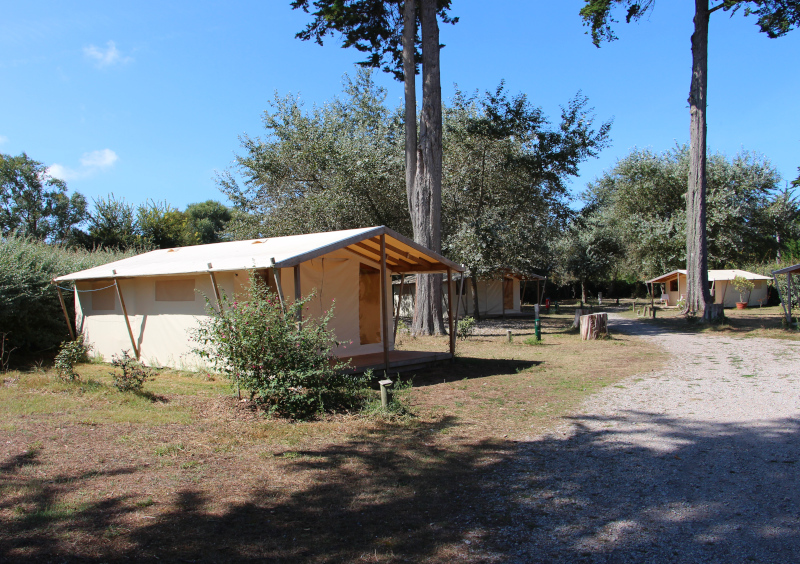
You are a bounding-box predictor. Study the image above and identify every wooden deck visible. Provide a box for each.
[339,350,452,375]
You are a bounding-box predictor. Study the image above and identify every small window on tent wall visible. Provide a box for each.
[155,278,196,301]
[359,264,382,345]
[669,280,678,292]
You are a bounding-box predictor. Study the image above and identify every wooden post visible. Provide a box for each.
[457,273,465,319]
[774,274,790,325]
[208,268,222,312]
[54,282,76,341]
[294,264,302,323]
[393,275,405,340]
[447,267,455,359]
[789,273,794,325]
[380,234,390,371]
[114,278,139,360]
[270,258,286,313]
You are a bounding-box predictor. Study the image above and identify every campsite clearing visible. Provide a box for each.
[0,307,662,563]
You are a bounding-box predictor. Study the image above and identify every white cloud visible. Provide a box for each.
[80,148,118,168]
[49,149,119,181]
[83,41,132,68]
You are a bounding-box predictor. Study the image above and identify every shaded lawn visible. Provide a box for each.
[0,316,665,563]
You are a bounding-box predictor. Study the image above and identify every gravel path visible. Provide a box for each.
[495,315,800,563]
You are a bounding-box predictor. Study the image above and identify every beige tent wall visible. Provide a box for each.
[75,248,393,369]
[403,277,523,318]
[657,274,769,308]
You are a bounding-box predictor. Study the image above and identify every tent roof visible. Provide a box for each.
[55,226,464,282]
[646,269,772,284]
[773,263,800,275]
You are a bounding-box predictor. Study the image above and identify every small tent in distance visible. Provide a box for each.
[646,269,771,308]
[54,226,464,373]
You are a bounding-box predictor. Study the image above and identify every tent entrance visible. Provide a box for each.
[359,264,382,345]
[503,278,514,310]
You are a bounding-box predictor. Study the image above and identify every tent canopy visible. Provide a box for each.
[56,226,464,282]
[646,269,771,284]
[773,263,800,276]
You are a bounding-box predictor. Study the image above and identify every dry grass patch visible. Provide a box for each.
[0,316,664,563]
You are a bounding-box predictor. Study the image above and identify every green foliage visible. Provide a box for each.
[54,337,90,382]
[220,69,411,239]
[442,84,611,280]
[191,272,369,420]
[581,146,787,281]
[184,200,231,244]
[110,350,153,393]
[523,335,543,346]
[82,194,139,250]
[291,0,457,82]
[136,200,187,249]
[731,275,755,303]
[1,152,87,243]
[0,234,135,354]
[456,316,476,340]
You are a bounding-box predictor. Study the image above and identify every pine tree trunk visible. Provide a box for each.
[581,279,587,306]
[471,272,481,321]
[410,0,445,335]
[686,0,720,321]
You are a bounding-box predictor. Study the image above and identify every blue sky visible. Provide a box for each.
[1,1,798,211]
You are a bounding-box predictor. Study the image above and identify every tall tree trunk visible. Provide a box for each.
[471,272,481,321]
[686,0,719,321]
[581,279,586,307]
[410,0,446,335]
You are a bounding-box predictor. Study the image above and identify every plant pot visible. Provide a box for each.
[736,302,747,309]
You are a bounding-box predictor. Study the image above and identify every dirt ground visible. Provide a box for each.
[1,304,793,562]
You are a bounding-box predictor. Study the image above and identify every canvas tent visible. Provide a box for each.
[772,263,800,325]
[395,271,545,318]
[646,269,771,308]
[54,226,464,371]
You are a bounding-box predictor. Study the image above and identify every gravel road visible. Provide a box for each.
[494,315,800,563]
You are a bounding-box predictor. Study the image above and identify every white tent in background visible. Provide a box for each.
[646,269,771,307]
[54,226,464,372]
[395,270,545,318]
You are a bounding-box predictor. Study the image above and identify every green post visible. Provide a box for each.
[534,318,541,341]
[554,301,559,314]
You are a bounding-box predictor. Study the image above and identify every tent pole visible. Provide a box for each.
[447,267,455,359]
[270,259,286,313]
[380,234,390,371]
[774,273,790,324]
[294,264,302,323]
[53,282,76,341]
[457,272,465,319]
[393,275,405,341]
[790,273,794,325]
[114,278,139,360]
[208,269,222,312]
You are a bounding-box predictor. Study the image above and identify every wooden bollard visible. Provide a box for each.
[506,330,512,343]
[379,379,393,409]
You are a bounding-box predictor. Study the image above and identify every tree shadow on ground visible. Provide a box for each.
[2,413,799,562]
[411,357,540,386]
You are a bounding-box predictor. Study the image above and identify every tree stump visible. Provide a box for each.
[573,309,592,328]
[580,313,608,340]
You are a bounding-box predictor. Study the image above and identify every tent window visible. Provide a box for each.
[92,282,116,311]
[503,279,514,310]
[669,280,678,292]
[155,278,195,302]
[359,264,382,345]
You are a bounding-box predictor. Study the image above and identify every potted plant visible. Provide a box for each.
[731,275,754,309]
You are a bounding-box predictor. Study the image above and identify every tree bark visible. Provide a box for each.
[686,0,720,321]
[471,272,481,321]
[410,0,446,335]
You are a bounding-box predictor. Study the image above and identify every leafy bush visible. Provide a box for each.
[523,336,543,346]
[457,316,476,340]
[731,275,755,303]
[0,235,136,355]
[54,336,90,381]
[110,350,153,392]
[191,272,369,420]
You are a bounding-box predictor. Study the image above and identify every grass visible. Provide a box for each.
[0,314,665,563]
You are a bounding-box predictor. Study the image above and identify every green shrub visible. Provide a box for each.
[191,272,369,420]
[54,336,90,381]
[523,336,543,346]
[731,275,755,303]
[110,350,153,392]
[457,316,476,340]
[0,235,136,355]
